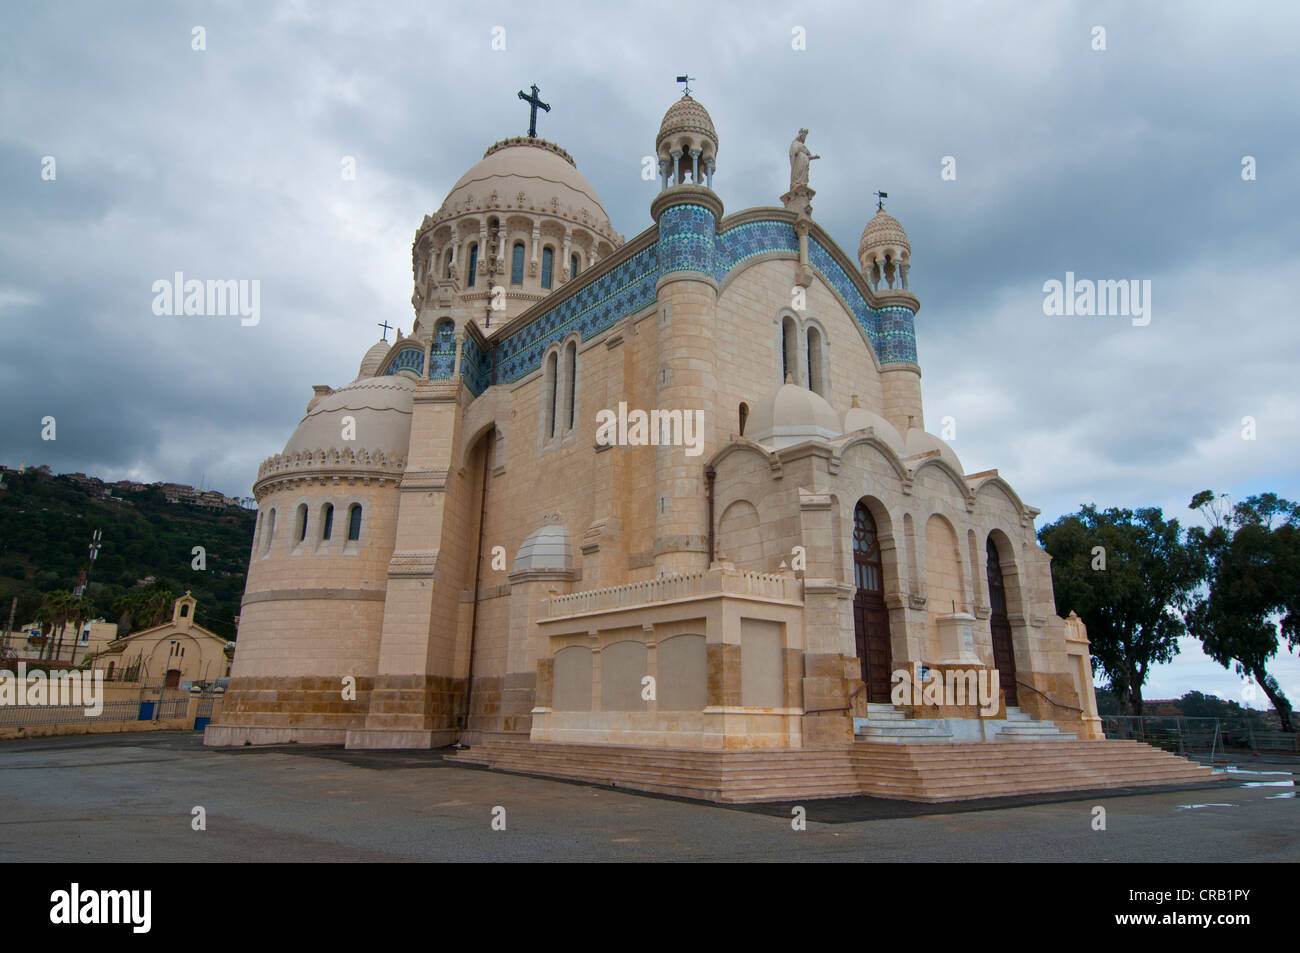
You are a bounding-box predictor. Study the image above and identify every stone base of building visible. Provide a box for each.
[204,725,350,746]
[344,727,458,749]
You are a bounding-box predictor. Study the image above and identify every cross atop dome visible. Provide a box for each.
[517,83,550,138]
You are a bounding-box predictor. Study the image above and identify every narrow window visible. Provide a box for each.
[467,242,478,286]
[544,351,558,439]
[511,242,525,285]
[263,510,276,554]
[445,248,454,279]
[739,402,749,436]
[570,253,579,280]
[321,503,334,541]
[541,246,554,289]
[807,325,826,396]
[781,316,798,384]
[180,604,189,618]
[347,504,362,541]
[296,503,308,542]
[564,340,577,431]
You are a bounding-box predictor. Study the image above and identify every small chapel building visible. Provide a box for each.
[196,88,1213,801]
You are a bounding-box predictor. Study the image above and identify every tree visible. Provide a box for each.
[113,586,175,636]
[1039,505,1202,716]
[1187,491,1300,731]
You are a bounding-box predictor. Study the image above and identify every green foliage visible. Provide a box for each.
[1038,504,1202,715]
[0,468,253,640]
[1186,491,1300,731]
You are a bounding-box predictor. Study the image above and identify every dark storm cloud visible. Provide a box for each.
[0,0,1296,531]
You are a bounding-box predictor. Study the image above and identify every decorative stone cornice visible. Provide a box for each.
[253,448,406,499]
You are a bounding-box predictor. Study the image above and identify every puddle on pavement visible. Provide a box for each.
[1177,803,1236,810]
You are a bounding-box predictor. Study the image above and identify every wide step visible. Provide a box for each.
[449,738,1220,804]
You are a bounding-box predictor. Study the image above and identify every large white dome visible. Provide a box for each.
[437,138,614,236]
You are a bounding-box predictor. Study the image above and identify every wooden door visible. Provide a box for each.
[986,538,1018,706]
[852,502,892,703]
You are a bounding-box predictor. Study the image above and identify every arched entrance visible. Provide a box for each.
[986,537,1018,706]
[852,500,892,703]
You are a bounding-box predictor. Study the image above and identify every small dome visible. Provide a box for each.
[356,339,393,381]
[513,523,574,573]
[857,210,909,258]
[842,397,904,454]
[657,94,718,150]
[748,382,841,449]
[903,428,963,474]
[283,376,415,459]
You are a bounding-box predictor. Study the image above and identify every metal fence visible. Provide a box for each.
[1102,715,1224,759]
[0,692,194,727]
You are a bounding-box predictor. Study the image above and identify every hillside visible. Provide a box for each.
[0,467,255,640]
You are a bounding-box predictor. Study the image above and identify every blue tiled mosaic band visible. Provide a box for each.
[658,203,716,276]
[430,321,456,379]
[382,345,424,377]
[457,215,917,396]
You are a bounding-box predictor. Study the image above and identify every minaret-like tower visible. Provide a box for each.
[859,205,924,435]
[650,92,721,576]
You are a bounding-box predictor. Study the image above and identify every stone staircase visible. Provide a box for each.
[994,707,1076,740]
[448,736,1220,804]
[854,702,954,741]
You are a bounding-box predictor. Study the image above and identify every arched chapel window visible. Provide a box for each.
[739,402,749,436]
[467,242,478,287]
[321,503,334,541]
[542,247,554,289]
[445,248,454,279]
[853,502,883,593]
[296,503,308,542]
[511,242,525,285]
[570,253,579,280]
[347,504,362,541]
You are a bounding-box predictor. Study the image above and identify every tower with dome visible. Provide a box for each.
[205,88,1212,801]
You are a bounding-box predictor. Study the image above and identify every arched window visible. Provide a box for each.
[563,339,577,430]
[347,504,362,541]
[445,248,454,279]
[180,604,189,618]
[263,509,276,554]
[544,351,558,439]
[321,503,334,541]
[986,538,1007,616]
[467,242,478,286]
[570,253,579,280]
[511,242,525,285]
[296,503,308,542]
[541,246,554,289]
[739,402,749,436]
[853,502,882,593]
[781,315,798,384]
[807,325,826,396]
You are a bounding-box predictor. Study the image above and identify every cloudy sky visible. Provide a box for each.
[2,1,1297,705]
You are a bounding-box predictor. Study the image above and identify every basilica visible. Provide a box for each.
[205,88,1213,802]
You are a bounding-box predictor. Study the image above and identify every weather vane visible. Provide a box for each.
[676,74,695,95]
[874,190,888,211]
[517,83,550,138]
